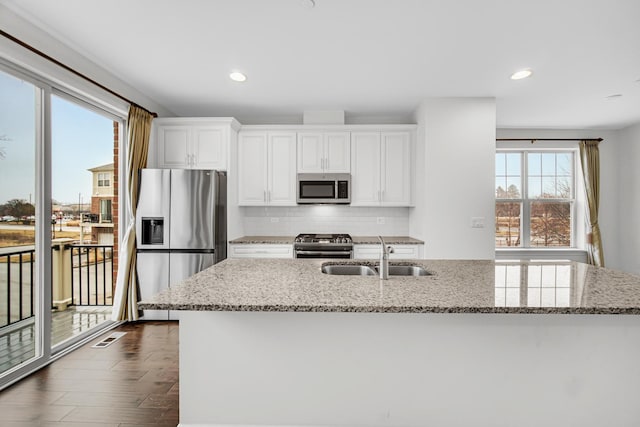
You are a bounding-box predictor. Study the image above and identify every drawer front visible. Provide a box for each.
[229,244,293,259]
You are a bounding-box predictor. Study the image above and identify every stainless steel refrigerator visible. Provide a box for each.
[136,169,227,320]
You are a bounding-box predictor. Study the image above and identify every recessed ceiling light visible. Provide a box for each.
[300,0,316,9]
[510,69,533,80]
[229,72,247,82]
[604,94,623,100]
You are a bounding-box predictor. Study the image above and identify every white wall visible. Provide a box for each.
[242,206,409,236]
[410,98,496,259]
[617,123,640,274]
[496,129,621,271]
[0,3,172,117]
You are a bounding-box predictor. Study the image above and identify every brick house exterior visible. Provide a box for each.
[87,162,115,244]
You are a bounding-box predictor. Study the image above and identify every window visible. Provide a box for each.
[496,151,575,248]
[100,199,112,223]
[98,172,110,187]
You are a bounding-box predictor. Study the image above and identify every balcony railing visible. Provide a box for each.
[69,244,113,306]
[0,248,35,328]
[0,240,113,329]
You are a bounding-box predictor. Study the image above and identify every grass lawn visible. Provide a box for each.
[0,229,80,248]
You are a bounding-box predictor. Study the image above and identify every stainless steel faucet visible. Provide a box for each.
[378,236,394,280]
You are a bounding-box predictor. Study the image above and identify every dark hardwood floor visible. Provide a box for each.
[0,321,179,426]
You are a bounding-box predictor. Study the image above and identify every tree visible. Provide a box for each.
[0,134,10,160]
[0,199,35,218]
[496,184,521,247]
[530,202,571,246]
[530,179,571,246]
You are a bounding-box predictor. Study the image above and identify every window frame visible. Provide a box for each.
[496,149,578,249]
[97,172,110,187]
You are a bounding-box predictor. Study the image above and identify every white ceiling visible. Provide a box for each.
[3,0,640,128]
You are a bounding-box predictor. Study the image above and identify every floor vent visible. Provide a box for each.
[92,332,126,349]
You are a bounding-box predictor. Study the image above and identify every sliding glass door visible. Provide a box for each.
[0,63,123,388]
[0,68,42,379]
[50,93,117,349]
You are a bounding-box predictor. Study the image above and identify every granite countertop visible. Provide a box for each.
[351,236,424,244]
[229,236,424,244]
[229,236,295,244]
[138,258,640,314]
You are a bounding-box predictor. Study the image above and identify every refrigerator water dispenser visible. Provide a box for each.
[141,217,164,245]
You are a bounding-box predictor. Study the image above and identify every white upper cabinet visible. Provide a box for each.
[297,132,350,173]
[351,131,411,206]
[351,132,381,205]
[155,118,238,170]
[237,132,268,205]
[380,132,411,205]
[238,131,296,206]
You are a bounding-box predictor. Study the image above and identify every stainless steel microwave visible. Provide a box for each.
[296,173,351,204]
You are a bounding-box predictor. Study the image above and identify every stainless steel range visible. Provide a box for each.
[294,233,353,259]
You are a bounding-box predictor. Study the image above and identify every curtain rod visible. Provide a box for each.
[0,29,157,118]
[497,138,603,142]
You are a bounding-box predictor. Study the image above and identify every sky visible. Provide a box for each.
[0,70,114,206]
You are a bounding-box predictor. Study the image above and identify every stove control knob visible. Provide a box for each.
[345,237,351,243]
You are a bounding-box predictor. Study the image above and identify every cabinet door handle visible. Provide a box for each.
[264,190,267,203]
[324,157,328,171]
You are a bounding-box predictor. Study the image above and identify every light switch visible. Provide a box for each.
[377,217,386,225]
[270,217,280,223]
[471,217,485,228]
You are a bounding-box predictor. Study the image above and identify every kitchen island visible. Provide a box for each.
[139,259,640,427]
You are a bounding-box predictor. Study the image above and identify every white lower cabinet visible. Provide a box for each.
[353,244,423,260]
[229,244,294,259]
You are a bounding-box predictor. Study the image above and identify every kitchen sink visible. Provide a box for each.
[321,264,432,277]
[386,265,431,276]
[321,265,378,276]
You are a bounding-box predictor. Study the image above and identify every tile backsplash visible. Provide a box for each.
[241,206,410,236]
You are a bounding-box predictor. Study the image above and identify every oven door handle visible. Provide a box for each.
[295,251,353,256]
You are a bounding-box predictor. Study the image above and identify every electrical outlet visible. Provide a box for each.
[270,217,280,223]
[471,217,485,228]
[377,217,385,225]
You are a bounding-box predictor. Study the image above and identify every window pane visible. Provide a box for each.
[529,202,572,247]
[495,177,507,197]
[541,153,555,175]
[541,176,556,197]
[557,176,571,198]
[505,177,521,198]
[51,94,116,348]
[528,153,541,175]
[528,176,541,198]
[496,153,505,176]
[556,153,571,176]
[0,69,39,377]
[506,153,521,175]
[495,202,521,247]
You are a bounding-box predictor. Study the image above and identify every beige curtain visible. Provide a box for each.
[579,140,604,267]
[111,105,153,321]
